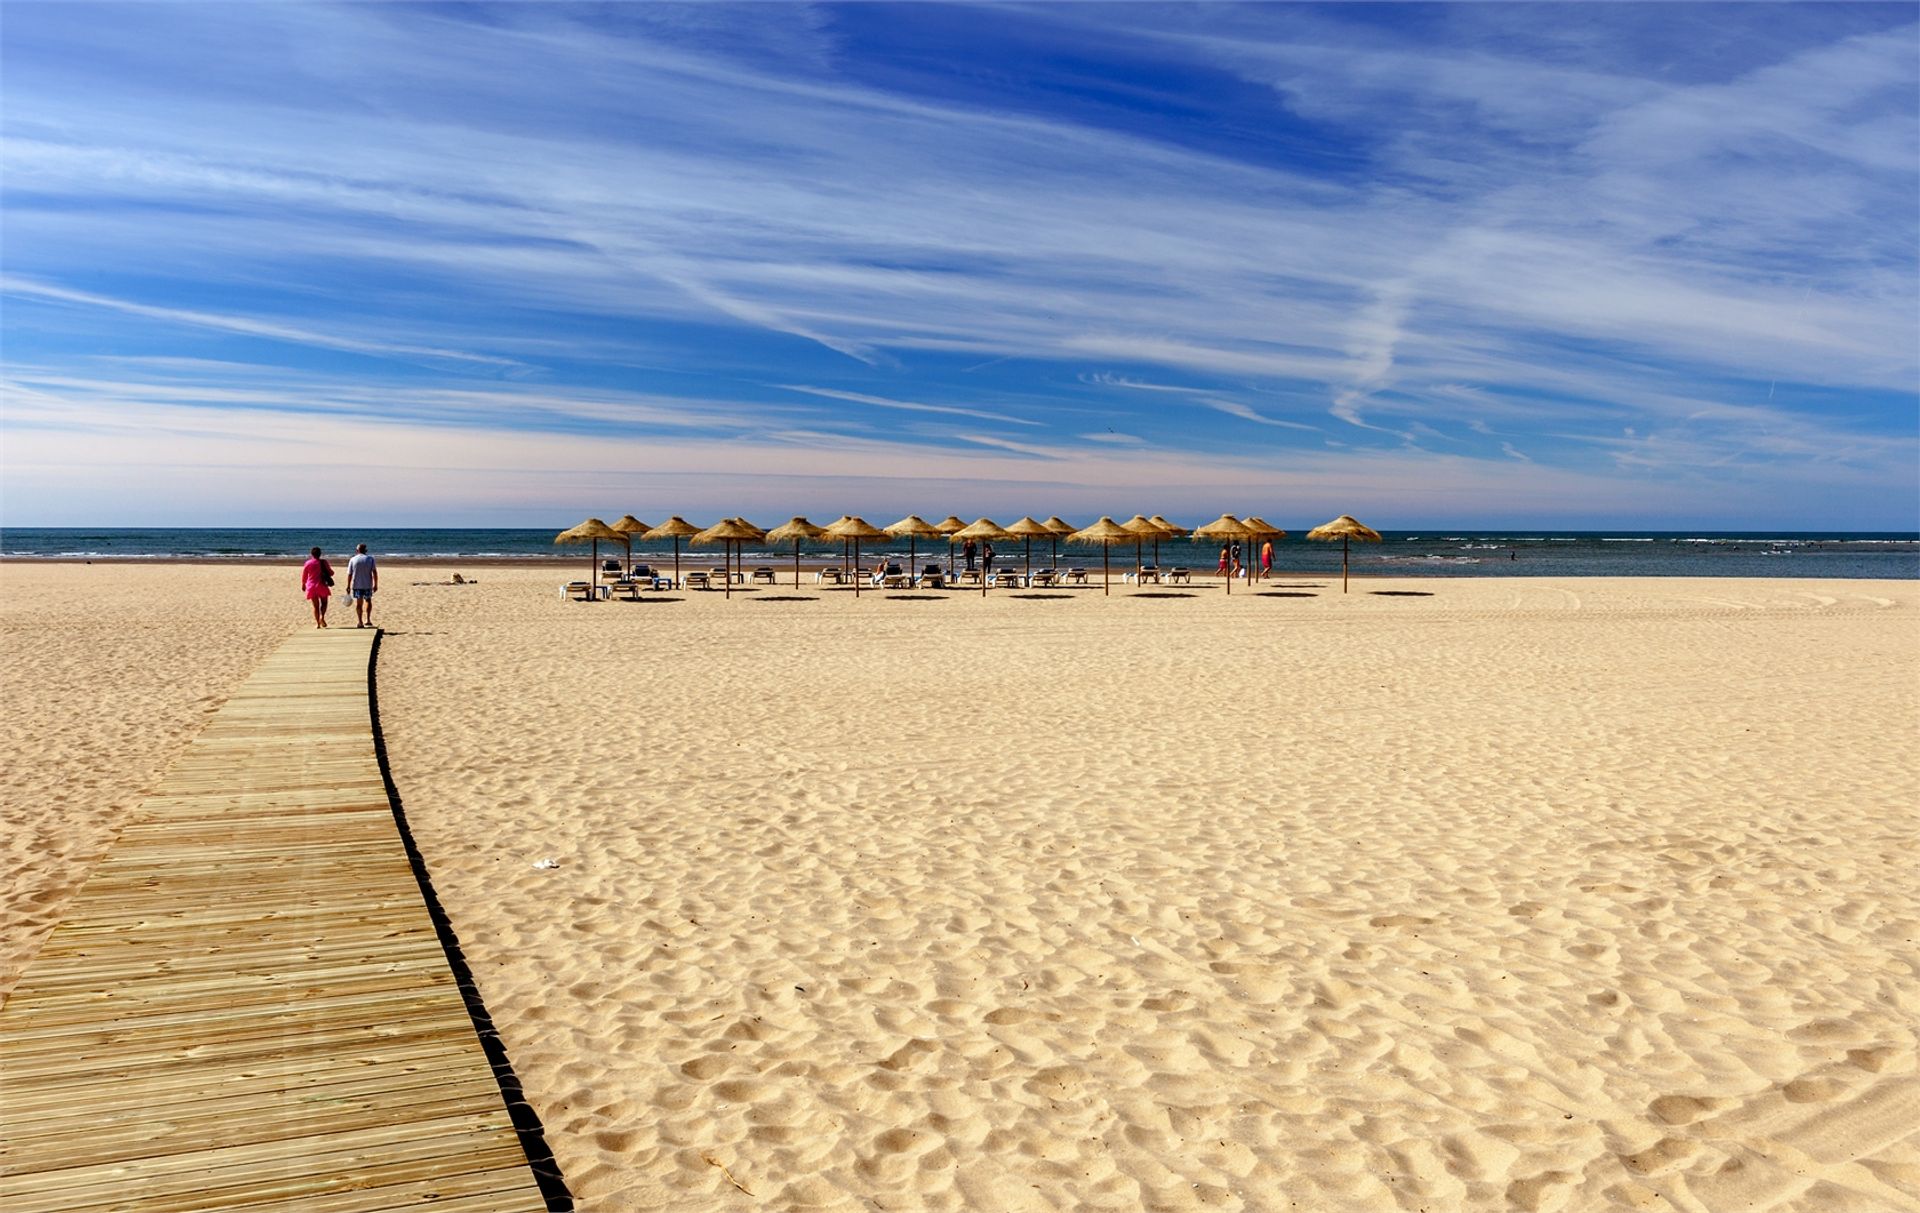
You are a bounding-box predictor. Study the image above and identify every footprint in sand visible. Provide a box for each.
[1649,1094,1726,1125]
[1782,1076,1850,1103]
[1620,1136,1702,1177]
[1845,1044,1907,1073]
[1506,1170,1575,1211]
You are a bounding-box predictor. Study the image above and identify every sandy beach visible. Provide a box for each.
[3,562,1916,1212]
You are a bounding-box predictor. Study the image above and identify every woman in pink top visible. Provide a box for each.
[301,546,334,628]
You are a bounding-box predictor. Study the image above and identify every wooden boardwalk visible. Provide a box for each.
[0,628,553,1212]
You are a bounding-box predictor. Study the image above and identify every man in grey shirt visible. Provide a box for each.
[345,543,379,628]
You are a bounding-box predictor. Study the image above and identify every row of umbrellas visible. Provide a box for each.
[556,513,1384,596]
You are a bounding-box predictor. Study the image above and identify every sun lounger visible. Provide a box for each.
[685,571,712,590]
[1065,568,1088,584]
[750,566,777,585]
[917,565,947,589]
[991,569,1022,587]
[815,567,845,585]
[1030,568,1057,586]
[560,581,604,601]
[1167,567,1192,584]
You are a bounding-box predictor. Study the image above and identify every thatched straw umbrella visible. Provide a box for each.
[934,515,968,576]
[818,516,853,578]
[1149,515,1187,568]
[952,518,1013,597]
[693,517,761,599]
[1307,514,1382,594]
[554,517,624,597]
[765,517,827,587]
[728,517,768,584]
[1241,516,1286,584]
[825,515,889,597]
[643,516,702,589]
[1004,517,1053,584]
[884,515,942,583]
[1191,514,1254,595]
[1068,516,1136,596]
[609,514,652,575]
[1119,515,1162,580]
[1043,516,1076,570]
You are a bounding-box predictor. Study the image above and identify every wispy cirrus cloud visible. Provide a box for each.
[776,385,1039,426]
[0,276,527,369]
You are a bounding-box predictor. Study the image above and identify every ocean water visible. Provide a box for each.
[4,527,1915,579]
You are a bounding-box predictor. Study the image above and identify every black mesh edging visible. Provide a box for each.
[365,632,574,1210]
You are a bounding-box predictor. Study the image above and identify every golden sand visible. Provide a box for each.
[3,563,1917,1212]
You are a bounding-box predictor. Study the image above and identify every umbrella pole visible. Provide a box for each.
[1343,536,1350,593]
[1103,544,1110,596]
[673,538,682,590]
[794,540,801,588]
[854,539,861,597]
[1024,537,1032,585]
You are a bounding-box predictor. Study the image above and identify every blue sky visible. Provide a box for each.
[3,2,1916,528]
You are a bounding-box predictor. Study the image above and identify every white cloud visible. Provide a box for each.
[2,2,1912,524]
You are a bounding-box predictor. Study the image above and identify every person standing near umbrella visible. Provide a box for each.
[981,541,995,579]
[952,518,1014,596]
[301,545,334,628]
[963,537,977,574]
[1192,514,1254,594]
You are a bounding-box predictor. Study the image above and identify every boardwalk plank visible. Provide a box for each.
[0,629,550,1212]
